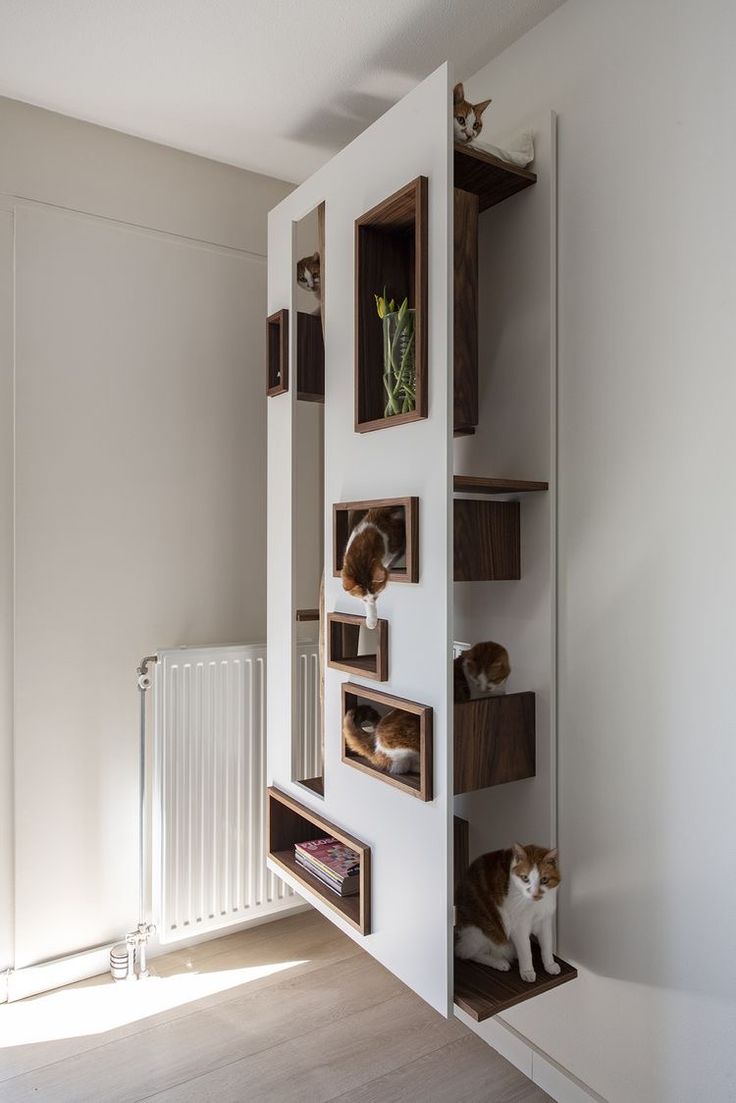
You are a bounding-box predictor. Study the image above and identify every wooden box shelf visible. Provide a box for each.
[355,177,428,432]
[454,499,520,581]
[267,786,370,934]
[266,309,288,396]
[333,497,419,583]
[454,142,536,212]
[328,612,388,681]
[297,311,324,402]
[454,692,535,794]
[341,683,433,801]
[454,475,549,495]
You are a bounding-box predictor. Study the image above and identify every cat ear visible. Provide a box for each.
[312,251,320,261]
[453,82,465,105]
[475,98,491,119]
[544,848,559,864]
[512,843,527,863]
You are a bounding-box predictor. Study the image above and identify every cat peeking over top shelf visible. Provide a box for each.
[296,252,321,300]
[454,641,510,702]
[453,82,491,144]
[343,705,420,776]
[341,506,406,629]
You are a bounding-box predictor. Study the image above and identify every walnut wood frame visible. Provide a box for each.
[341,683,433,801]
[354,177,428,432]
[266,309,289,396]
[267,786,371,935]
[333,496,419,583]
[453,692,536,794]
[453,142,536,212]
[327,613,388,681]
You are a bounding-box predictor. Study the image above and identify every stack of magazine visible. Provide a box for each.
[294,836,360,897]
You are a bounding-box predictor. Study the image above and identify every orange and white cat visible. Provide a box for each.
[454,641,510,701]
[296,252,321,299]
[455,845,561,983]
[453,82,491,144]
[343,705,420,775]
[341,507,405,629]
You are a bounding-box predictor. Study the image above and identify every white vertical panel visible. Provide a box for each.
[154,643,298,944]
[267,64,453,1014]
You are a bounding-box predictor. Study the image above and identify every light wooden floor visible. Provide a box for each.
[0,909,551,1102]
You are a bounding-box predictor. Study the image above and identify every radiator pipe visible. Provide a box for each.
[110,654,158,980]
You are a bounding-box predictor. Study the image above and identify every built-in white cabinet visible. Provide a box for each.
[266,62,574,1025]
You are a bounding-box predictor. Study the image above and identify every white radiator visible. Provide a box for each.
[153,642,319,944]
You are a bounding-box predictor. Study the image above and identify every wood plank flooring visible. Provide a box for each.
[0,909,550,1102]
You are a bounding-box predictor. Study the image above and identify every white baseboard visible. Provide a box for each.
[454,1006,606,1103]
[4,898,307,1004]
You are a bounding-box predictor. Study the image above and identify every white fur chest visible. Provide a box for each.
[499,884,557,938]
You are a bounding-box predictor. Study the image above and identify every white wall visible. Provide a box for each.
[0,98,291,974]
[465,2,736,1100]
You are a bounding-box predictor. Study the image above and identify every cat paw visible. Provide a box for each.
[544,961,561,976]
[520,968,536,983]
[488,959,511,972]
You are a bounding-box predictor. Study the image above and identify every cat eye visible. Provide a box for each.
[541,877,549,884]
[521,874,529,883]
[457,115,465,124]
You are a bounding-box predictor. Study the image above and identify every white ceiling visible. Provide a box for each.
[0,0,563,183]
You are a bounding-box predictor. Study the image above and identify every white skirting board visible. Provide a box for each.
[3,900,307,1004]
[454,1007,606,1103]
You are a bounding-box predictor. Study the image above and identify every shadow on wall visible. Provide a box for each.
[284,0,563,152]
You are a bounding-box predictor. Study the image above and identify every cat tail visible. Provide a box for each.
[342,709,377,760]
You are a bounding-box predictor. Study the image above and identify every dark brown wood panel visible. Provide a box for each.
[296,311,324,402]
[454,143,536,212]
[355,177,428,432]
[333,497,419,584]
[454,499,520,581]
[454,692,535,794]
[454,188,479,435]
[454,475,549,495]
[295,608,320,622]
[266,309,288,396]
[455,947,577,1021]
[328,613,388,681]
[454,815,470,902]
[298,775,325,796]
[267,787,370,935]
[341,683,433,802]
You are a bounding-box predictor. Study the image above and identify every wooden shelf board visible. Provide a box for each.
[454,475,549,495]
[343,751,422,798]
[298,775,324,796]
[454,143,536,212]
[270,849,361,930]
[295,608,320,622]
[454,947,577,1021]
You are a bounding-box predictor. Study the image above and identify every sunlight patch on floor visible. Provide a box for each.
[0,958,308,1046]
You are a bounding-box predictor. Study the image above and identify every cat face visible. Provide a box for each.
[297,252,320,295]
[351,705,380,733]
[511,844,560,903]
[462,642,510,695]
[341,562,389,629]
[453,82,491,144]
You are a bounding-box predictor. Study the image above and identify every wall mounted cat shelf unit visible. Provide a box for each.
[267,65,575,1035]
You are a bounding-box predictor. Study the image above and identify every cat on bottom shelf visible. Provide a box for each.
[343,705,420,776]
[455,845,561,983]
[454,641,510,702]
[296,251,321,300]
[341,507,406,629]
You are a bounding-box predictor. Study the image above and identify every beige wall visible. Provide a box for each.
[465,2,736,1101]
[0,97,291,973]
